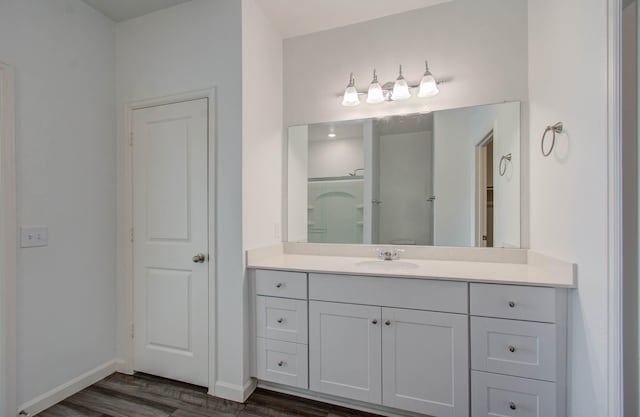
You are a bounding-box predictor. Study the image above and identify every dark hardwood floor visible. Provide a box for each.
[38,373,383,417]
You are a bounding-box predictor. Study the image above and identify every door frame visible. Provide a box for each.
[117,88,217,393]
[0,61,16,417]
[474,130,493,247]
[607,0,624,415]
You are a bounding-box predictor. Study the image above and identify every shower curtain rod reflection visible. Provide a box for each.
[308,175,364,182]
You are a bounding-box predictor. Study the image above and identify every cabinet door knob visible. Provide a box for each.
[509,402,517,410]
[277,361,285,367]
[277,318,284,324]
[508,301,516,308]
[385,320,391,326]
[508,345,516,353]
[372,319,378,325]
[192,253,206,263]
[275,283,283,288]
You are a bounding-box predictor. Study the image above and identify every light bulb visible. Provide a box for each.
[366,69,385,104]
[418,61,439,98]
[341,72,360,107]
[391,65,411,101]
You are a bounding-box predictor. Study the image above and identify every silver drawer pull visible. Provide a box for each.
[509,402,517,410]
[277,318,284,324]
[508,301,516,308]
[275,283,283,288]
[508,345,516,353]
[277,361,285,367]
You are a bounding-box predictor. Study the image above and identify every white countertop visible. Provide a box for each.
[247,244,576,288]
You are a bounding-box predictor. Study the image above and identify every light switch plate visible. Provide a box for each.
[20,226,48,248]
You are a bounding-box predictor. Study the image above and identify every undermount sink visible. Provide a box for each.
[354,260,420,270]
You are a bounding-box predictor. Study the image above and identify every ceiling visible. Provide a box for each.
[82,0,192,22]
[254,0,454,38]
[309,121,364,142]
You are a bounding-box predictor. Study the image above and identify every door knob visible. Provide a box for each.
[192,253,206,263]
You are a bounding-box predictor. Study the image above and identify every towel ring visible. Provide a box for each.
[541,122,564,157]
[499,154,512,176]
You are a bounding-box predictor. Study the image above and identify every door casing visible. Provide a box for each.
[0,61,17,417]
[118,88,217,393]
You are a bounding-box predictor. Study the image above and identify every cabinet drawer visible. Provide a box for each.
[309,274,468,314]
[256,296,308,344]
[255,270,307,299]
[470,283,557,322]
[471,371,556,417]
[256,338,308,389]
[471,317,556,381]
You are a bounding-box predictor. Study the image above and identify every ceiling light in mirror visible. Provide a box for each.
[391,65,411,101]
[341,72,361,107]
[417,61,439,98]
[366,69,385,104]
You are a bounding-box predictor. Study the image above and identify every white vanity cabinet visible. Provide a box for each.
[470,283,567,417]
[254,270,309,389]
[251,269,567,417]
[309,301,382,404]
[306,272,469,417]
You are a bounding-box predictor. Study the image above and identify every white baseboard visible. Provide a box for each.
[212,378,257,403]
[17,359,119,417]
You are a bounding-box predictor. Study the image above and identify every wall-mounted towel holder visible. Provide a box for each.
[499,153,512,176]
[541,122,564,157]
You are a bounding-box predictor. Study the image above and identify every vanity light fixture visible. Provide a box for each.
[417,60,439,98]
[391,65,411,101]
[341,72,360,107]
[366,69,385,104]
[340,60,442,107]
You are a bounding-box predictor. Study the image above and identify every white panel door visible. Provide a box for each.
[309,301,382,404]
[133,98,209,387]
[382,308,469,417]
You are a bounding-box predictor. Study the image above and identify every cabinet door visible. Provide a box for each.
[309,301,382,404]
[382,308,469,417]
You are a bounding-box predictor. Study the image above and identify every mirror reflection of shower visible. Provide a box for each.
[286,101,521,248]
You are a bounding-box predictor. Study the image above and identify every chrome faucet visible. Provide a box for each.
[376,247,405,261]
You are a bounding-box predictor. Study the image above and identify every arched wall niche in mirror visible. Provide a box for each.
[286,102,521,248]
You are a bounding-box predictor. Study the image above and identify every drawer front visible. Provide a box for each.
[256,338,308,389]
[309,273,468,314]
[471,317,557,381]
[471,371,556,417]
[256,296,308,344]
[470,283,557,322]
[255,270,307,299]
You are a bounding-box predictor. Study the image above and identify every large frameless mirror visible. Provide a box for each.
[286,101,521,248]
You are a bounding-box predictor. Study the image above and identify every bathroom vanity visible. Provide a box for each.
[248,244,575,417]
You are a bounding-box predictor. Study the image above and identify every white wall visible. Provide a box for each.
[0,0,117,406]
[308,137,364,178]
[433,109,474,246]
[115,0,247,400]
[242,0,284,391]
[528,1,609,416]
[283,0,528,127]
[287,126,308,242]
[433,103,520,247]
[242,0,284,251]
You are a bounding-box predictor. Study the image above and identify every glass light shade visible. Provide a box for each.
[366,82,385,104]
[341,86,360,107]
[392,78,411,101]
[418,73,439,98]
